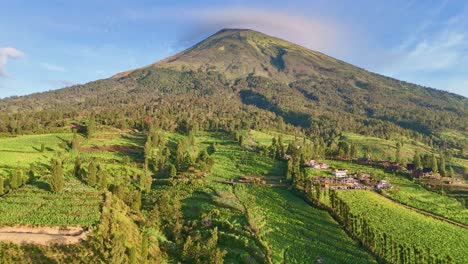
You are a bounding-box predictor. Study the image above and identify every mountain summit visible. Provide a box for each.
[115,28,351,82]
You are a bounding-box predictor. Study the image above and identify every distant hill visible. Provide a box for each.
[0,29,466,149]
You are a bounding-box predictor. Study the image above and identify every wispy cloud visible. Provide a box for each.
[0,47,24,77]
[378,6,468,96]
[41,63,66,72]
[186,8,350,53]
[126,7,359,57]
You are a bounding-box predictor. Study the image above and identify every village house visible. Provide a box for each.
[357,157,372,165]
[375,180,392,190]
[319,163,329,169]
[304,159,316,167]
[406,163,415,171]
[333,169,347,178]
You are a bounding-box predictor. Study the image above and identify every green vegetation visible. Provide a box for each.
[0,28,466,263]
[386,176,468,225]
[0,178,101,226]
[333,190,468,263]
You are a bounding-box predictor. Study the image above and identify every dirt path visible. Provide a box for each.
[377,192,468,229]
[0,226,88,245]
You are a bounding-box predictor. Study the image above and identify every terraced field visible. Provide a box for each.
[0,178,102,226]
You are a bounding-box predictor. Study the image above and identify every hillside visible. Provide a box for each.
[0,29,466,149]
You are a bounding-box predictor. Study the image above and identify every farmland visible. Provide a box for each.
[0,178,102,226]
[334,190,468,263]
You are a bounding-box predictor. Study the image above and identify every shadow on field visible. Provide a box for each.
[29,179,51,192]
[21,244,57,264]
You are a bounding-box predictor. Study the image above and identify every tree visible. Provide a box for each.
[238,135,244,146]
[0,177,4,195]
[98,167,108,191]
[88,161,97,186]
[10,168,22,189]
[395,143,402,164]
[74,157,82,180]
[141,232,149,264]
[86,118,96,138]
[448,166,455,178]
[439,155,446,177]
[431,154,438,174]
[71,132,80,150]
[413,152,422,169]
[50,159,64,193]
[169,164,177,178]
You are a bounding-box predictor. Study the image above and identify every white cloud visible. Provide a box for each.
[126,7,360,58]
[385,31,466,75]
[0,47,24,77]
[41,63,66,72]
[183,8,351,54]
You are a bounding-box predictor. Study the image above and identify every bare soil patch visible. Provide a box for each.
[0,226,88,245]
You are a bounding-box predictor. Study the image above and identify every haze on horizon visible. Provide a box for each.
[1,0,467,98]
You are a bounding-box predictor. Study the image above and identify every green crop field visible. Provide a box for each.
[196,131,287,180]
[0,177,102,226]
[328,159,468,225]
[0,133,73,169]
[342,132,435,162]
[335,190,468,263]
[386,176,468,225]
[245,186,376,263]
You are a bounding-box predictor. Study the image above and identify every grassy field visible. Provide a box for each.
[0,177,102,226]
[336,190,468,263]
[342,132,434,162]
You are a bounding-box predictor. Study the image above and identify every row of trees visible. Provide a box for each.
[412,152,455,177]
[329,191,454,264]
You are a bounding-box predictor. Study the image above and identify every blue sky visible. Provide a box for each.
[1,0,467,98]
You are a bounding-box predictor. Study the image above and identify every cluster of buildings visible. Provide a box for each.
[304,160,329,169]
[311,170,392,191]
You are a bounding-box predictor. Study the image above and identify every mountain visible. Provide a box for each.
[0,28,466,147]
[114,28,352,82]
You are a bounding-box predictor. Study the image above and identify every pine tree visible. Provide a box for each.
[141,232,149,264]
[50,159,64,193]
[88,161,97,186]
[0,177,4,195]
[169,164,177,178]
[431,154,438,174]
[74,157,82,179]
[413,152,422,169]
[10,168,21,189]
[86,118,96,139]
[448,166,455,178]
[439,155,446,176]
[395,143,402,164]
[71,132,80,150]
[98,168,108,191]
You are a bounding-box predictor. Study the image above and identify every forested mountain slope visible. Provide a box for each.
[0,29,466,150]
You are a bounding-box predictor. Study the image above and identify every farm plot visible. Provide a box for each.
[0,133,73,168]
[335,190,468,263]
[0,178,102,226]
[328,160,468,225]
[386,177,468,225]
